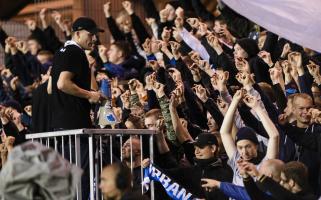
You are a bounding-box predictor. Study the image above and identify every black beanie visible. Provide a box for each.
[235,127,259,145]
[236,38,260,58]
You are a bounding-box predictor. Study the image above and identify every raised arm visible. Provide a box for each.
[169,88,193,144]
[219,90,244,159]
[243,94,279,159]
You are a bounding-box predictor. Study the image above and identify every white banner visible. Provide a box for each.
[222,0,321,52]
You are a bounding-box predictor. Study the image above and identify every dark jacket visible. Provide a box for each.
[165,157,233,200]
[281,123,321,195]
[256,175,318,200]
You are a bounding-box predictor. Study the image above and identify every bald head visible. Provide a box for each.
[259,159,284,182]
[100,163,131,199]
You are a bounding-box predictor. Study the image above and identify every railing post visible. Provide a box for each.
[88,134,95,200]
[26,129,156,200]
[149,134,154,200]
[75,134,82,200]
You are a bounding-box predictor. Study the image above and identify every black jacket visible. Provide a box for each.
[281,123,321,195]
[256,175,318,200]
[165,157,233,200]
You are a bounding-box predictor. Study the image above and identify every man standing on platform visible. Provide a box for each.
[51,17,103,129]
[50,17,104,199]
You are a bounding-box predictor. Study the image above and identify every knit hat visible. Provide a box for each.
[235,127,259,145]
[236,38,260,58]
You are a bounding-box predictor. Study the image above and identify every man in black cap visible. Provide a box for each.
[50,17,104,199]
[144,133,232,199]
[51,17,104,130]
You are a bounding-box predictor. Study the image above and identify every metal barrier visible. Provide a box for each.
[26,129,157,200]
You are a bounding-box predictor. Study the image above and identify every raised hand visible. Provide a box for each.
[174,17,184,30]
[236,71,254,89]
[188,62,200,74]
[62,19,72,34]
[145,73,155,90]
[269,64,283,85]
[243,94,260,110]
[288,51,303,74]
[189,51,200,63]
[172,83,185,104]
[281,43,291,58]
[15,40,28,54]
[280,60,291,74]
[39,8,47,21]
[5,37,17,48]
[193,84,208,103]
[216,96,229,115]
[161,26,171,42]
[307,60,320,78]
[211,70,228,92]
[120,90,130,109]
[237,159,260,178]
[39,8,49,29]
[172,27,182,42]
[51,10,62,24]
[103,2,111,18]
[152,81,165,98]
[258,50,273,67]
[206,34,223,54]
[10,76,20,91]
[98,45,108,63]
[235,57,250,73]
[169,41,181,57]
[198,60,212,74]
[309,108,321,124]
[232,89,246,102]
[122,1,134,15]
[156,117,166,132]
[159,40,170,53]
[1,68,12,78]
[159,8,169,22]
[186,18,199,29]
[148,60,160,71]
[175,7,184,18]
[128,79,139,93]
[25,19,36,31]
[142,38,152,54]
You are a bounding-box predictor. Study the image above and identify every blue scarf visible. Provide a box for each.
[143,164,200,200]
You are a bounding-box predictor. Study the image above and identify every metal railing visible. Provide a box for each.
[26,129,157,200]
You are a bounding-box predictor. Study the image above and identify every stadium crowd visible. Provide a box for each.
[0,0,321,199]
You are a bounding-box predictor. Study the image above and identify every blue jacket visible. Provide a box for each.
[220,182,251,200]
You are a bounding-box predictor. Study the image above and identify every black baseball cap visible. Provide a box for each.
[72,17,104,34]
[192,133,218,148]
